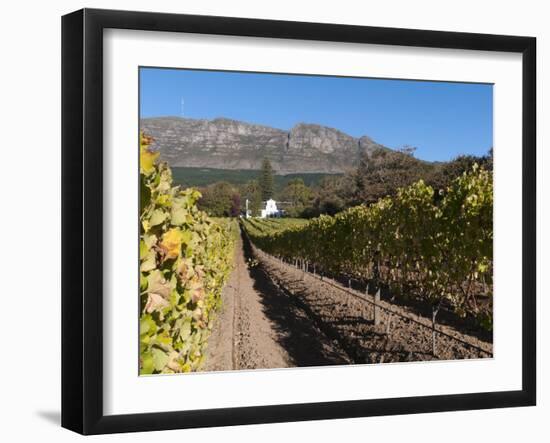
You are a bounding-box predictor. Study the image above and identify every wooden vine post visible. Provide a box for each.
[373,251,381,326]
[374,288,381,326]
[385,313,392,335]
[432,301,441,357]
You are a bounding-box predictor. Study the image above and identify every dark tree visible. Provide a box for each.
[309,175,354,216]
[230,193,241,217]
[280,178,312,217]
[353,147,432,204]
[198,181,240,217]
[426,150,493,195]
[483,147,493,171]
[259,158,275,201]
[243,179,262,217]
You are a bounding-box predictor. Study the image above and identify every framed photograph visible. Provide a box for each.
[61,8,536,435]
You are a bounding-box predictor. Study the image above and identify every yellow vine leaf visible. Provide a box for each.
[160,228,184,260]
[140,144,160,176]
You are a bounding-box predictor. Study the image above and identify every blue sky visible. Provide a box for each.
[140,67,493,162]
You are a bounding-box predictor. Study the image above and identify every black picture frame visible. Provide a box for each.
[61,8,536,435]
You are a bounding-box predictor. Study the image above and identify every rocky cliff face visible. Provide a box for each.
[140,117,388,174]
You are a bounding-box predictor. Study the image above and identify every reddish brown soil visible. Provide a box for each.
[203,234,350,372]
[204,230,492,371]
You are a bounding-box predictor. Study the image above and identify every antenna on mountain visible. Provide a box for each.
[180,98,185,118]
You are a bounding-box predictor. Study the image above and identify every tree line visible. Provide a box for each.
[197,146,493,218]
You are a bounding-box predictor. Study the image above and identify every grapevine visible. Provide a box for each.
[139,133,237,374]
[243,166,493,326]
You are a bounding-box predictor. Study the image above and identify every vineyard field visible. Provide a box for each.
[242,166,493,331]
[139,134,493,374]
[252,243,492,362]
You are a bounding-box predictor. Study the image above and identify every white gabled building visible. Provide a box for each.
[243,198,283,218]
[260,199,282,218]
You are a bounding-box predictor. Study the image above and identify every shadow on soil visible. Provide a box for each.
[241,232,351,367]
[241,231,491,365]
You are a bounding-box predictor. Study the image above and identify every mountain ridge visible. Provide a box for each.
[140,116,391,175]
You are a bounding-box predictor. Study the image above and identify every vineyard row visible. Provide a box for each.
[243,165,493,329]
[139,133,239,375]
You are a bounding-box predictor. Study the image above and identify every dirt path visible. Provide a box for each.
[203,230,350,372]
